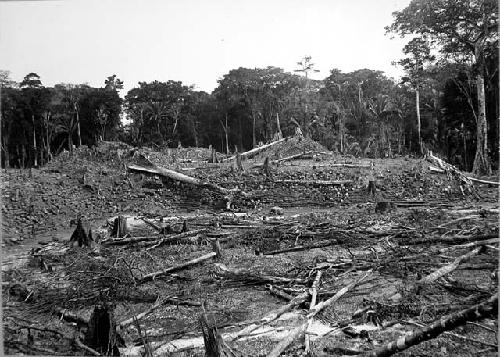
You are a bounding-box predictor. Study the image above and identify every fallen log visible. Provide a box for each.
[140,217,162,231]
[118,296,199,331]
[405,233,498,246]
[252,151,314,168]
[262,240,338,255]
[438,238,499,252]
[312,163,371,168]
[426,151,478,196]
[213,263,307,286]
[128,164,247,197]
[102,229,206,246]
[307,270,373,319]
[430,165,499,186]
[139,229,207,248]
[229,290,310,341]
[360,294,498,357]
[467,176,500,186]
[102,235,158,246]
[418,246,483,284]
[267,323,307,357]
[275,151,313,163]
[267,285,293,301]
[224,138,286,161]
[275,179,352,186]
[405,320,498,348]
[138,252,217,284]
[330,163,371,168]
[75,337,101,356]
[305,271,322,355]
[118,297,164,329]
[124,292,201,306]
[54,307,88,326]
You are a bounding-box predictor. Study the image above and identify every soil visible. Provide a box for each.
[2,139,498,356]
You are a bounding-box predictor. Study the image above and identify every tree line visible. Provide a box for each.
[1,72,122,168]
[1,0,497,174]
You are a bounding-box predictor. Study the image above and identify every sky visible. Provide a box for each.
[0,0,413,96]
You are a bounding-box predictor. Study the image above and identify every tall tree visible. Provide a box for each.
[294,56,320,137]
[125,80,191,147]
[398,37,435,154]
[20,72,42,89]
[104,74,124,92]
[20,73,46,166]
[387,0,498,174]
[0,70,17,88]
[0,70,17,167]
[52,84,89,151]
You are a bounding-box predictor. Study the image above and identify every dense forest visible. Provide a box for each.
[1,0,498,174]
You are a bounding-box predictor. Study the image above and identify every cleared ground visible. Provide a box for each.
[2,138,498,356]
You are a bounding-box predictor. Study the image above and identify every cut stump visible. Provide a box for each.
[111,216,128,238]
[84,304,122,356]
[70,219,92,247]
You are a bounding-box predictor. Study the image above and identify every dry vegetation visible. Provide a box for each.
[2,136,498,357]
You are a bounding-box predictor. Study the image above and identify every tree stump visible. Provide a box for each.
[375,201,394,214]
[235,150,244,172]
[111,216,128,238]
[200,312,223,357]
[211,238,223,261]
[209,146,219,164]
[70,219,92,247]
[159,225,173,235]
[84,304,121,356]
[262,157,273,179]
[367,180,376,196]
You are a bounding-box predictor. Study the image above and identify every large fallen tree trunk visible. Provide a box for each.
[267,323,307,357]
[360,294,498,357]
[213,263,307,286]
[262,240,339,255]
[305,271,322,355]
[466,176,500,186]
[229,290,310,342]
[275,179,352,186]
[268,271,367,357]
[307,270,372,319]
[426,151,478,196]
[117,296,201,330]
[252,151,315,168]
[417,246,483,284]
[224,138,286,162]
[103,229,207,247]
[137,252,217,284]
[429,165,499,186]
[128,164,247,197]
[405,233,498,246]
[54,307,88,326]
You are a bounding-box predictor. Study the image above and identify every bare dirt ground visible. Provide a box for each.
[2,137,498,356]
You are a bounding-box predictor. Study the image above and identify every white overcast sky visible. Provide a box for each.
[0,0,412,95]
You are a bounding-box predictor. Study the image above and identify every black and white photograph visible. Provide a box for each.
[0,0,498,356]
